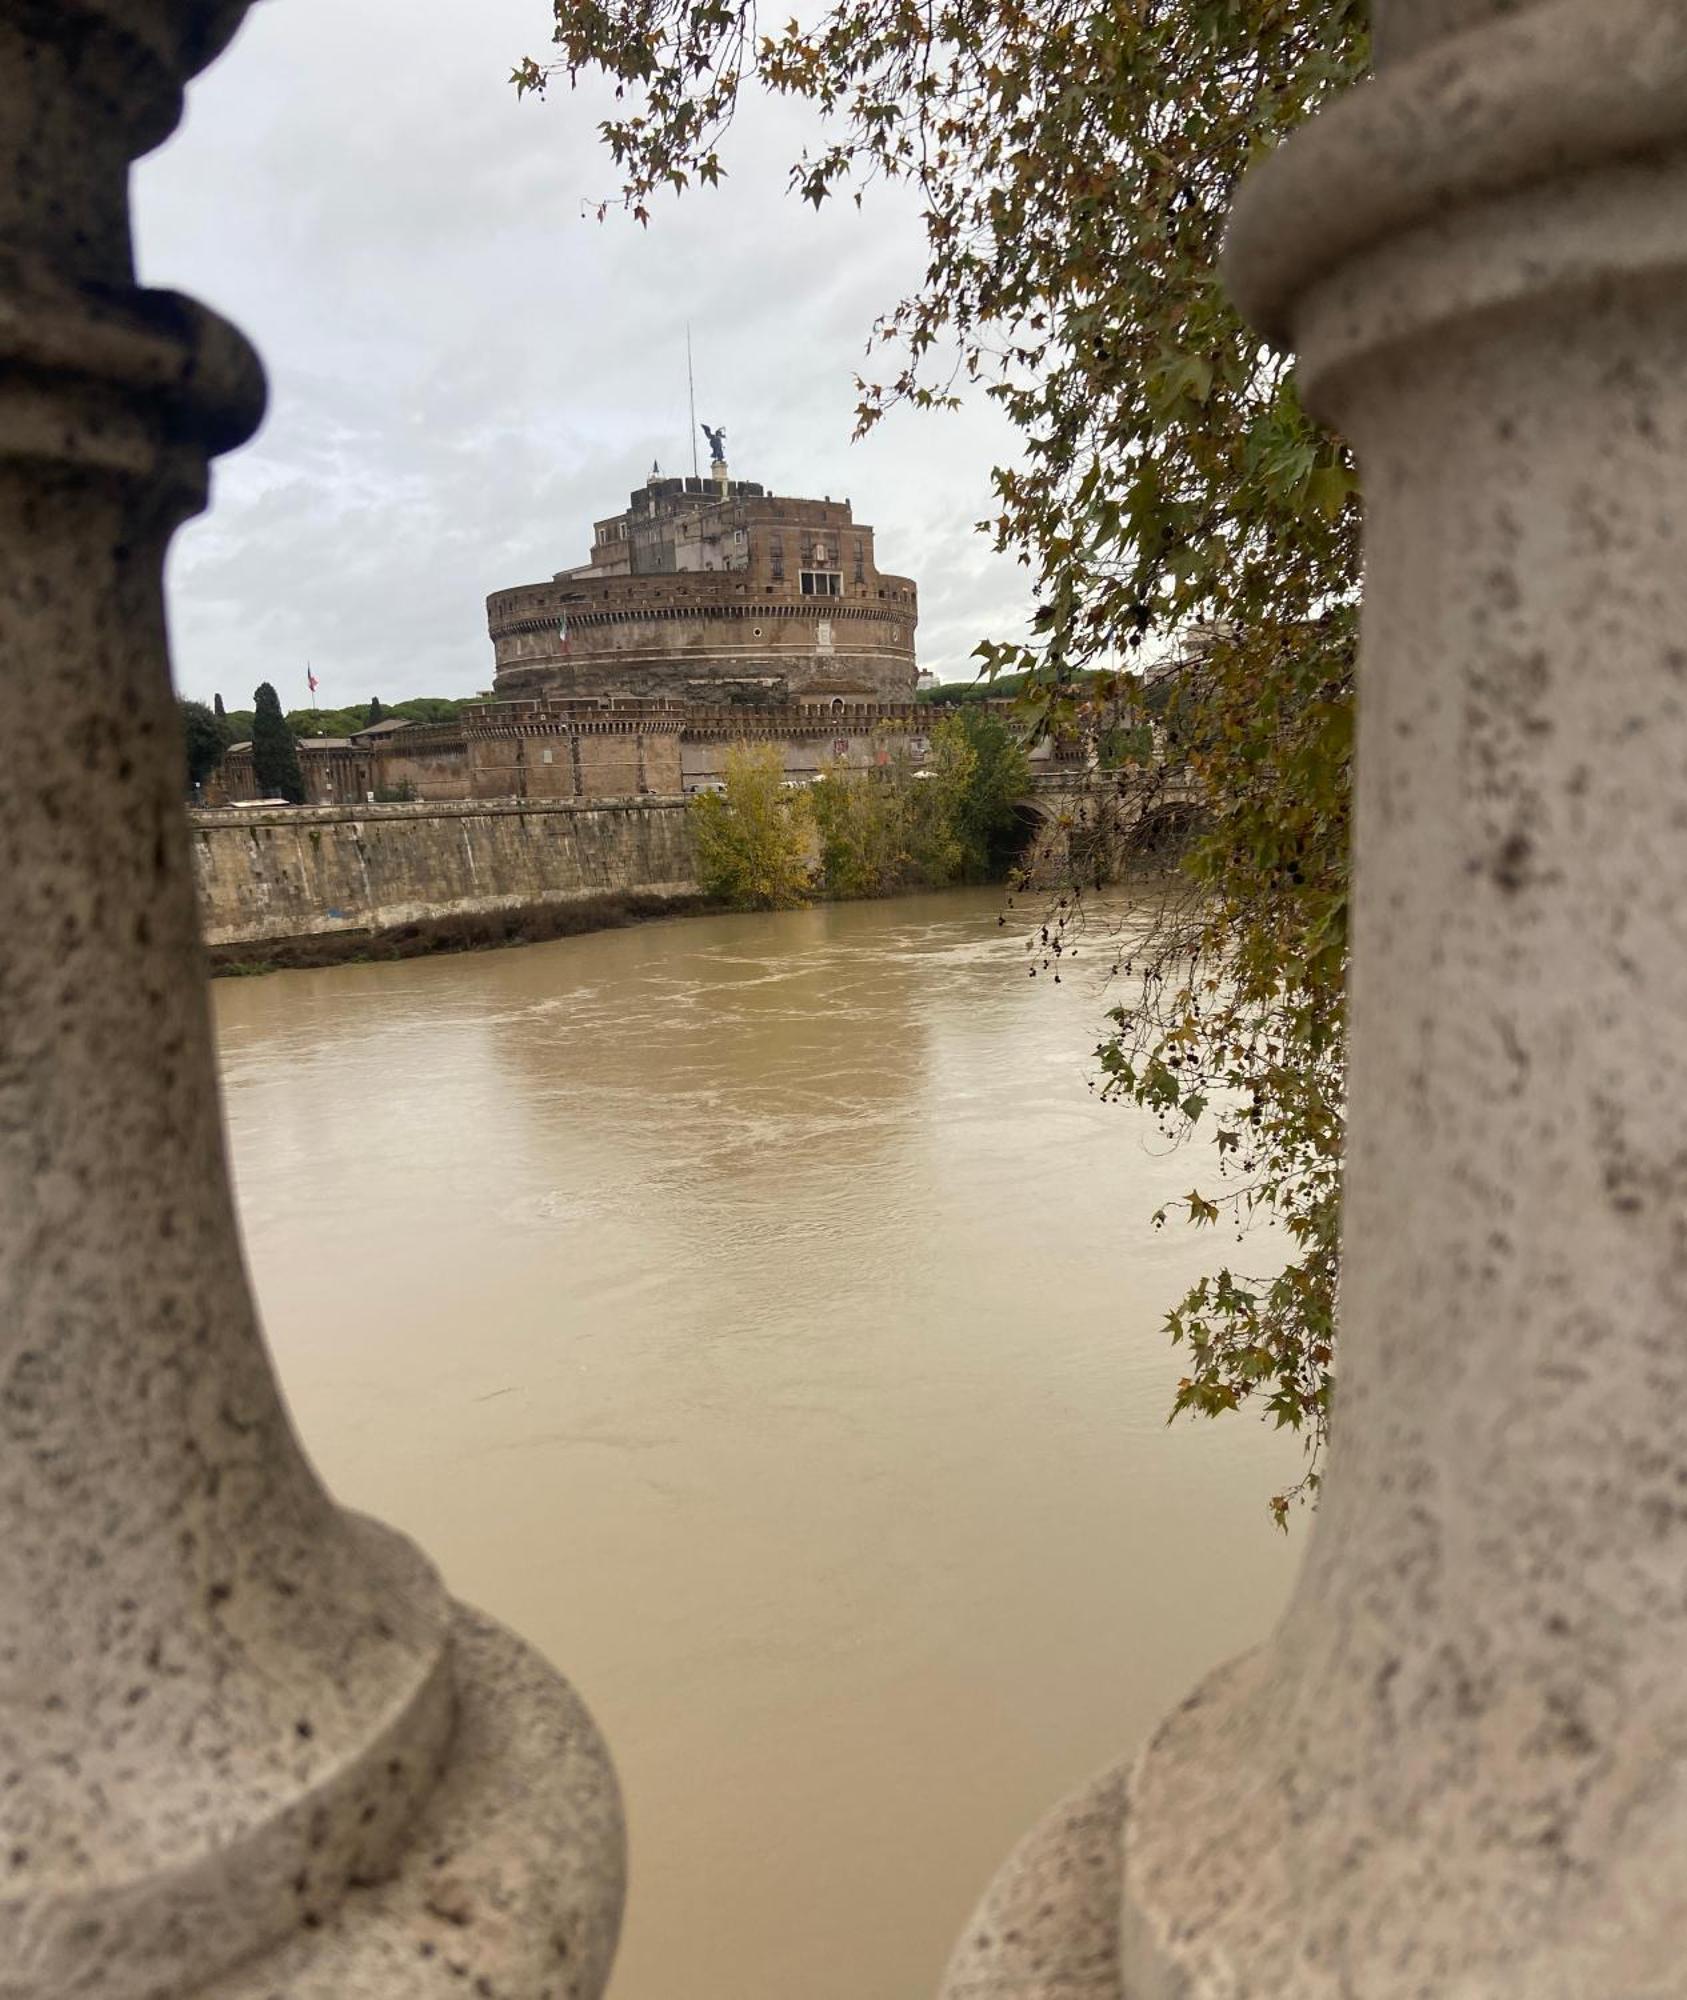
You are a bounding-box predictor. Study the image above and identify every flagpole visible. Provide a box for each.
[687,325,699,480]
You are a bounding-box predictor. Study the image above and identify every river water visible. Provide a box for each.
[211,887,1305,2000]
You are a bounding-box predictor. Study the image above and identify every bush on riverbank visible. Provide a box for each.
[942,709,1034,880]
[694,713,1031,909]
[809,740,961,896]
[691,744,816,910]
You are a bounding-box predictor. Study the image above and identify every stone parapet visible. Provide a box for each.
[942,2,1687,1995]
[0,4,625,1993]
[463,710,688,738]
[214,700,973,811]
[494,588,917,625]
[678,699,944,737]
[191,794,687,829]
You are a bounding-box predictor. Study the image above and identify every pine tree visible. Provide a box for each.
[251,682,307,804]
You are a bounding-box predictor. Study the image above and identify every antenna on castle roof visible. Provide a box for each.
[686,324,700,480]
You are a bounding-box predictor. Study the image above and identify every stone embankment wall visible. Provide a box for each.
[191,797,698,947]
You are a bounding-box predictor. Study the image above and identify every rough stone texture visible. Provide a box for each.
[0,4,623,1993]
[215,1611,625,2000]
[1371,0,1532,65]
[942,1,1687,1993]
[190,797,700,946]
[938,1769,1127,2000]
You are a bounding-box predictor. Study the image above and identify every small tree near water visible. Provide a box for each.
[252,681,307,804]
[807,714,1028,897]
[939,710,1031,880]
[809,761,906,899]
[691,743,813,909]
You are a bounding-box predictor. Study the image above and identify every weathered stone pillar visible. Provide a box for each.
[0,8,622,1995]
[943,2,1687,1993]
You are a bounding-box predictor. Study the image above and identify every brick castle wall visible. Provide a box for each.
[489,487,919,701]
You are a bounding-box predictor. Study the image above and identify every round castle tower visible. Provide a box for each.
[488,463,919,704]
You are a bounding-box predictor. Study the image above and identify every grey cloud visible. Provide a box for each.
[139,0,1035,708]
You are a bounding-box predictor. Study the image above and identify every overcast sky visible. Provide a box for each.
[134,0,1036,712]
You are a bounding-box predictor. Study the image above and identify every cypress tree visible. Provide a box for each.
[368,696,385,725]
[252,681,307,804]
[213,691,226,720]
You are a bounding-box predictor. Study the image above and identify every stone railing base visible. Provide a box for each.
[216,1610,624,1999]
[938,1768,1127,2000]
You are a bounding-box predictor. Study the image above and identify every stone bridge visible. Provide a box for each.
[1015,764,1204,886]
[5,3,1679,1998]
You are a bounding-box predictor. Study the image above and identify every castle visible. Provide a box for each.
[218,457,928,806]
[489,459,919,705]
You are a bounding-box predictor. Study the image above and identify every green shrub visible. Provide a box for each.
[691,744,814,909]
[935,708,1032,880]
[810,761,911,898]
[706,719,1034,904]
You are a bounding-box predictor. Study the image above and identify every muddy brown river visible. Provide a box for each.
[211,887,1304,1999]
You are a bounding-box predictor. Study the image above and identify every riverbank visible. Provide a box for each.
[206,887,715,976]
[190,790,1186,977]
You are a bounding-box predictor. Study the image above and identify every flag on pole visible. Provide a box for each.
[307,665,319,694]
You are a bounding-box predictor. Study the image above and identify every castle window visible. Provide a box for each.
[854,539,865,583]
[770,532,784,581]
[801,571,841,598]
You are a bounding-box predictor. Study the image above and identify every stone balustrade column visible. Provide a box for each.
[0,8,622,1995]
[942,3,1687,1994]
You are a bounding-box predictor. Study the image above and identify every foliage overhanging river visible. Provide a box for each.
[212,886,1306,2000]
